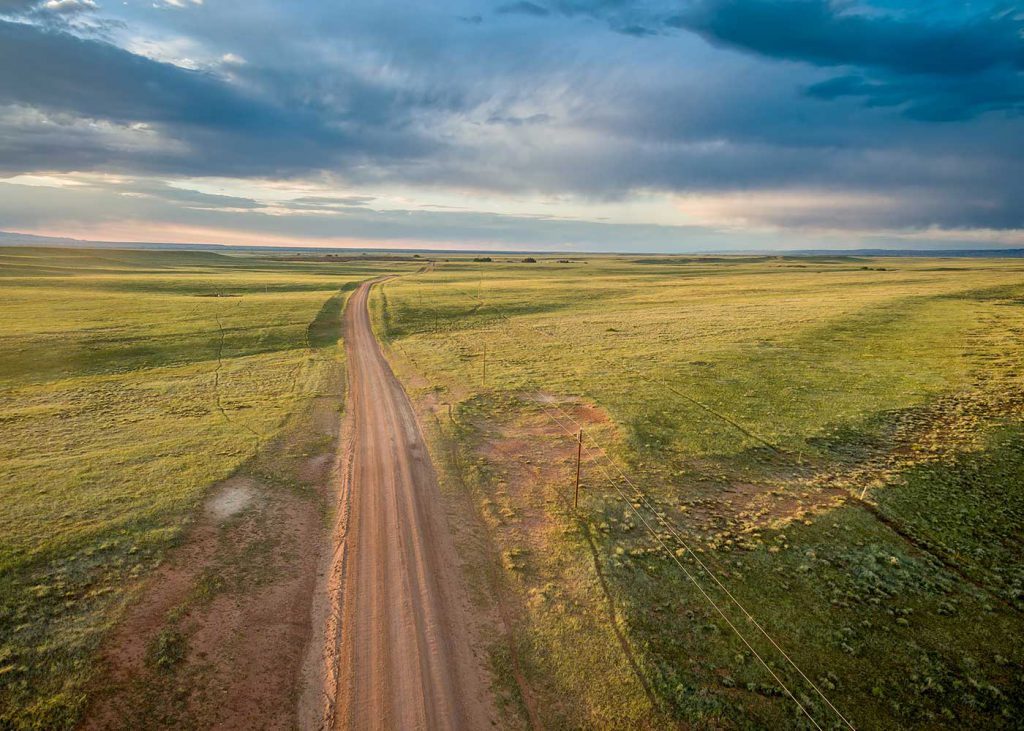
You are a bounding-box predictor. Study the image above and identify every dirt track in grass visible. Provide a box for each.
[81,394,342,730]
[83,279,495,731]
[311,280,496,731]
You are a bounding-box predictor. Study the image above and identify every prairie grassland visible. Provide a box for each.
[377,256,1024,729]
[0,247,401,729]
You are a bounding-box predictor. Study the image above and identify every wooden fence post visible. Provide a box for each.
[574,429,583,508]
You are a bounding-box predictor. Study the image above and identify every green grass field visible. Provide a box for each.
[376,255,1024,729]
[4,249,1024,729]
[0,247,404,729]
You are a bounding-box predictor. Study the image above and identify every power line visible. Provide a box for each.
[457,281,855,729]
[383,272,855,729]
[396,321,826,727]
[519,389,854,730]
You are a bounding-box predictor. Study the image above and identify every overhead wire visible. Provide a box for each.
[383,269,856,729]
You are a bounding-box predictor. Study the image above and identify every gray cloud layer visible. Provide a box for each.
[0,0,1021,240]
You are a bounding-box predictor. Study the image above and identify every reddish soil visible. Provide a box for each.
[81,396,342,729]
[309,281,498,731]
[84,279,500,731]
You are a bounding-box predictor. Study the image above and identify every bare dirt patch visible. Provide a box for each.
[458,393,666,727]
[820,385,1024,498]
[474,394,609,538]
[669,380,1024,556]
[81,393,343,730]
[205,476,258,521]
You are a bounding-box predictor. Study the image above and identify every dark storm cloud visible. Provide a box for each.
[521,0,1023,76]
[2,0,111,35]
[0,19,446,177]
[0,22,297,130]
[0,19,355,176]
[0,0,1021,238]
[673,0,1023,76]
[512,0,1024,119]
[805,70,1024,122]
[672,0,1024,120]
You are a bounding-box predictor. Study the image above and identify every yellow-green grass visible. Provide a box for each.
[0,247,405,729]
[380,258,1024,459]
[376,256,1024,729]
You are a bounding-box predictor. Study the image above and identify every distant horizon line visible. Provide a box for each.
[1,229,1023,259]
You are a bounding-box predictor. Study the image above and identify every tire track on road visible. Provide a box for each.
[318,280,496,731]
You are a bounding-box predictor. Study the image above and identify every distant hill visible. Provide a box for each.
[1,230,1023,258]
[0,231,235,251]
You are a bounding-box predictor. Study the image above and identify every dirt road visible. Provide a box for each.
[325,280,494,730]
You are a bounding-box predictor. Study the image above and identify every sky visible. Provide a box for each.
[0,0,1022,252]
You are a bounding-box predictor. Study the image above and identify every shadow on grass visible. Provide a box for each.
[307,282,358,349]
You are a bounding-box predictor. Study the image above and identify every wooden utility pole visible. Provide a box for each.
[574,429,583,508]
